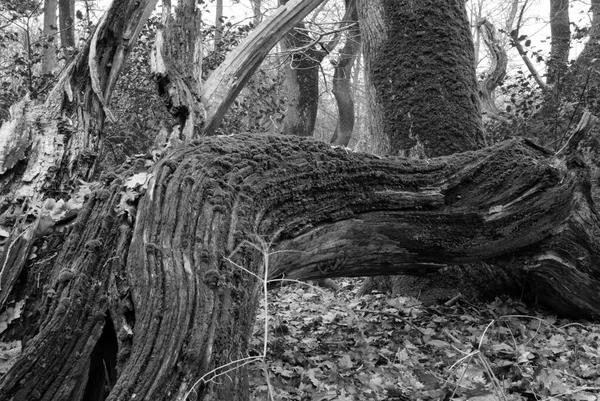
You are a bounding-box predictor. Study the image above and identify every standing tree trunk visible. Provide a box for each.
[278,0,325,137]
[250,0,263,26]
[330,0,361,147]
[548,0,571,86]
[42,0,58,74]
[358,0,485,157]
[215,0,224,45]
[152,0,204,142]
[58,0,76,63]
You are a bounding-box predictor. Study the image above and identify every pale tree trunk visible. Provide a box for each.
[58,0,76,63]
[330,0,360,147]
[0,0,159,204]
[215,0,224,45]
[42,0,58,74]
[548,0,571,86]
[477,18,511,122]
[357,0,485,157]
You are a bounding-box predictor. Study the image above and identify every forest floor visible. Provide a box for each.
[248,278,600,401]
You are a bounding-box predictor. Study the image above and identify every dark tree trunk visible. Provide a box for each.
[330,0,360,147]
[548,0,571,86]
[58,0,76,62]
[278,0,337,137]
[357,0,485,157]
[2,131,600,400]
[152,0,204,142]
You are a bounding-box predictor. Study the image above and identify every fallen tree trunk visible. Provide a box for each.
[0,131,599,400]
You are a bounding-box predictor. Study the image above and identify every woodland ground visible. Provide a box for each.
[247,278,600,401]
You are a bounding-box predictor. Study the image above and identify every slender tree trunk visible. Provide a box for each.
[548,0,571,86]
[250,0,263,26]
[42,0,58,74]
[278,0,324,137]
[58,0,76,63]
[357,0,485,157]
[215,0,223,45]
[330,0,360,147]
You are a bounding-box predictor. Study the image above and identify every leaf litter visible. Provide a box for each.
[248,278,600,401]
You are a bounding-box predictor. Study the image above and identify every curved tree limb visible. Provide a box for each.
[477,18,512,122]
[2,128,600,399]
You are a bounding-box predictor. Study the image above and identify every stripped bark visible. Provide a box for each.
[0,0,159,202]
[152,0,204,142]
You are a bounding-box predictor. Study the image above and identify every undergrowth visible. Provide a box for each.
[247,278,600,401]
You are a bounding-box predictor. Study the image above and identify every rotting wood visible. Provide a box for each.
[1,132,599,400]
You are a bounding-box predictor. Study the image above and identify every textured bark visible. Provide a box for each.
[152,0,204,142]
[357,0,485,157]
[547,0,571,86]
[0,0,158,201]
[1,132,600,400]
[330,0,360,146]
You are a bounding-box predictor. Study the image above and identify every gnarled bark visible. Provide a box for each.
[0,0,159,201]
[477,18,511,122]
[1,132,599,400]
[152,0,204,142]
